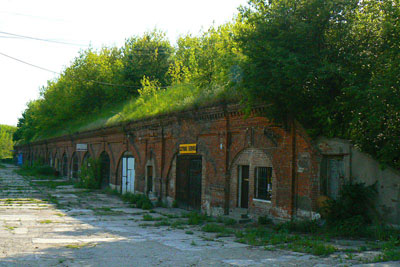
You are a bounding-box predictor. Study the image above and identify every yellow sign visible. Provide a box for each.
[179,144,197,154]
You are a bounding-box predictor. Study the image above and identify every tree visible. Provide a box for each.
[0,125,17,159]
[122,30,173,89]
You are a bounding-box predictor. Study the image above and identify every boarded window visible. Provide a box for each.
[254,167,272,201]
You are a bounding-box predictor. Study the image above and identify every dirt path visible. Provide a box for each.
[0,164,398,266]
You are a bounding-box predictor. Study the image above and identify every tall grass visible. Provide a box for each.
[33,83,235,141]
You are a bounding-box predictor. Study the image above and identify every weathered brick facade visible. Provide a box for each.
[15,104,321,221]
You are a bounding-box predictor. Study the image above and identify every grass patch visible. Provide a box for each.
[103,188,120,196]
[154,219,171,226]
[183,211,213,225]
[284,238,337,256]
[30,83,235,142]
[202,223,234,236]
[143,214,162,221]
[4,225,15,231]
[216,216,237,226]
[34,180,74,189]
[121,193,153,210]
[171,220,187,229]
[371,238,400,262]
[39,220,53,224]
[65,243,94,249]
[0,163,6,169]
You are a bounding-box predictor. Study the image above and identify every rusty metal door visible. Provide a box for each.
[176,155,202,210]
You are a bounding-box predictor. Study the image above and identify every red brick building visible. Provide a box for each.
[14,104,321,221]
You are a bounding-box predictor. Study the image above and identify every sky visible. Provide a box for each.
[0,0,248,126]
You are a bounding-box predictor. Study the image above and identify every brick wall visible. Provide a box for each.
[15,104,321,221]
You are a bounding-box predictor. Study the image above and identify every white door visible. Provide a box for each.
[122,157,135,194]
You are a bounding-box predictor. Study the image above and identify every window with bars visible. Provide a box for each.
[254,167,272,201]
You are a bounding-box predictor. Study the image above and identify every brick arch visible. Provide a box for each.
[165,147,208,212]
[61,152,69,177]
[81,151,91,166]
[114,149,136,189]
[228,147,277,213]
[70,152,79,179]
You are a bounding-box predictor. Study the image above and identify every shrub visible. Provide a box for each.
[18,161,56,177]
[275,220,319,234]
[78,158,101,189]
[122,192,153,210]
[36,165,56,176]
[186,211,211,225]
[258,216,272,225]
[323,181,379,237]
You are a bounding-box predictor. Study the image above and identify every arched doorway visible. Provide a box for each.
[229,148,275,209]
[99,151,110,189]
[118,152,135,194]
[82,152,91,168]
[62,153,68,177]
[71,152,79,179]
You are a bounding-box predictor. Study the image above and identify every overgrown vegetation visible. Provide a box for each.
[14,1,400,170]
[121,192,153,210]
[322,182,380,237]
[16,162,57,178]
[238,0,400,169]
[76,158,101,189]
[0,124,16,159]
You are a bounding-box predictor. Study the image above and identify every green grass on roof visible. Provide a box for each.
[32,83,236,142]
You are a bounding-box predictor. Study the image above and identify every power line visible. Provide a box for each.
[0,30,173,54]
[0,51,58,74]
[0,30,88,47]
[0,51,144,89]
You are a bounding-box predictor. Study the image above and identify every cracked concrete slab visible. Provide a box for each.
[0,164,398,266]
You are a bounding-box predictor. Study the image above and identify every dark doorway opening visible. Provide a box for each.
[71,153,79,179]
[100,152,110,189]
[147,165,153,195]
[239,165,249,208]
[62,154,68,177]
[176,155,202,210]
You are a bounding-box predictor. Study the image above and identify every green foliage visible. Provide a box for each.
[238,0,400,169]
[324,182,378,227]
[121,192,153,210]
[201,223,234,235]
[257,215,272,225]
[14,25,241,144]
[275,220,320,234]
[183,211,213,225]
[122,30,173,88]
[77,158,101,189]
[14,1,400,171]
[0,124,16,159]
[17,162,56,177]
